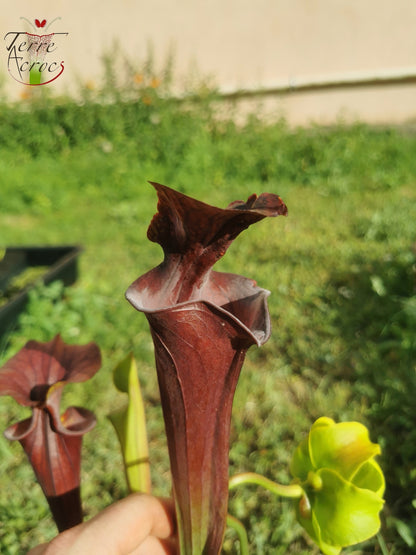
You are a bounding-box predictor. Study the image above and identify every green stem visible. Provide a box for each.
[226,514,249,555]
[376,532,390,555]
[229,472,303,499]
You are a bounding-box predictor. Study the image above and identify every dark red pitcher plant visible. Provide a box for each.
[0,334,101,532]
[126,183,287,554]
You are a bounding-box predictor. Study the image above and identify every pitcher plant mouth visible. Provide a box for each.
[127,272,271,347]
[0,335,101,531]
[126,182,287,554]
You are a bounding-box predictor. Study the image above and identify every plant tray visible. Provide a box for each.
[0,245,82,337]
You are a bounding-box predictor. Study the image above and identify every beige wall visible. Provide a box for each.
[1,1,416,125]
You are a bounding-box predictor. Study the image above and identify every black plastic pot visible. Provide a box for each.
[0,246,82,337]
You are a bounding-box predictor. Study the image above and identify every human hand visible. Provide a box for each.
[27,494,176,555]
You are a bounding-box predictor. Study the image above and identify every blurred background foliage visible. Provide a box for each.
[0,54,415,554]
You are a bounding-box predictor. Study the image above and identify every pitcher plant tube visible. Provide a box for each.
[126,182,288,554]
[0,334,101,531]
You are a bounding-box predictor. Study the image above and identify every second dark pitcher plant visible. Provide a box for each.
[126,183,287,554]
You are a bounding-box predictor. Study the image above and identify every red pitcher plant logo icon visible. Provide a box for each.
[4,17,68,86]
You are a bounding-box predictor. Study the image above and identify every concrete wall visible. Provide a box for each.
[1,0,416,125]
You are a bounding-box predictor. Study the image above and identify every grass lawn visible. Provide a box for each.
[0,81,415,553]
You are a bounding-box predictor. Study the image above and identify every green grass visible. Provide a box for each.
[0,74,416,554]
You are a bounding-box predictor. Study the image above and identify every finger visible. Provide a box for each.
[27,543,48,555]
[43,494,176,555]
[135,536,177,555]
